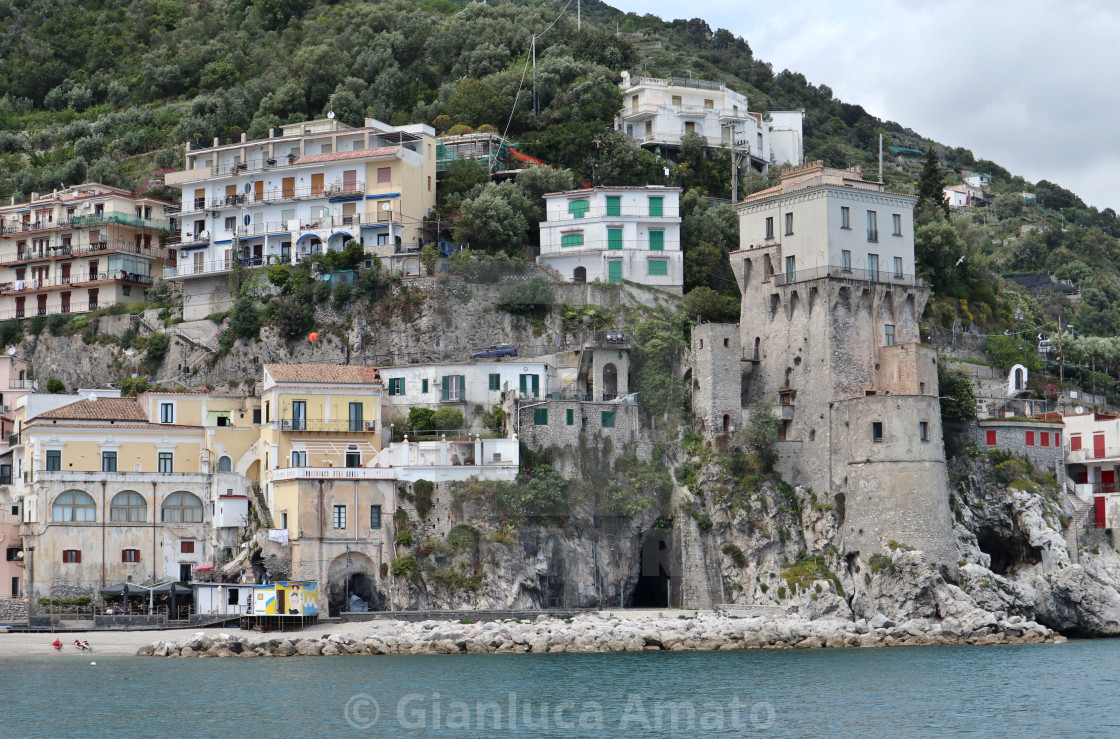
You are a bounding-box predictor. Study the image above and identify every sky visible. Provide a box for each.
[602,0,1120,211]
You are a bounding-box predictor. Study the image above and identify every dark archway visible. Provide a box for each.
[603,363,618,400]
[722,413,731,433]
[329,573,384,616]
[573,266,586,283]
[631,530,670,608]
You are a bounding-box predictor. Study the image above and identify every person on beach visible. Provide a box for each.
[52,639,61,651]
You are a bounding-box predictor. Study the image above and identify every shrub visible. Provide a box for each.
[27,315,46,335]
[46,314,68,335]
[431,407,464,431]
[268,264,291,290]
[395,528,414,547]
[270,296,315,340]
[411,479,435,519]
[0,319,22,347]
[391,555,420,579]
[496,275,553,317]
[330,282,352,310]
[722,543,747,567]
[407,407,436,432]
[447,124,473,135]
[46,376,65,393]
[446,524,480,552]
[313,280,331,303]
[145,332,170,366]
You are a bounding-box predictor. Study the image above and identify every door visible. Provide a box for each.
[276,589,287,615]
[1095,496,1107,527]
[311,173,324,195]
[194,189,206,210]
[87,288,98,309]
[349,402,363,432]
[291,401,306,431]
[254,181,264,202]
[36,295,46,316]
[607,260,622,284]
[342,202,357,225]
[282,177,295,199]
[343,170,357,191]
[60,291,70,313]
[1103,470,1116,494]
[868,254,879,281]
[1094,433,1106,459]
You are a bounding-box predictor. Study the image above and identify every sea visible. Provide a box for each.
[5,639,1119,737]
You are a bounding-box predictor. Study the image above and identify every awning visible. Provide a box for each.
[99,583,151,597]
[193,565,214,572]
[149,582,193,596]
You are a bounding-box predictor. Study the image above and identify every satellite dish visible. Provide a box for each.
[6,346,15,356]
[1076,406,1085,414]
[327,111,335,119]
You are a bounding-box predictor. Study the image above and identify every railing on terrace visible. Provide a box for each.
[7,433,19,447]
[71,211,171,232]
[0,271,152,293]
[772,265,927,288]
[272,466,396,481]
[9,379,35,389]
[0,240,174,265]
[1067,445,1120,463]
[551,206,681,220]
[278,418,377,432]
[400,428,504,441]
[0,301,111,320]
[0,218,75,235]
[207,182,369,207]
[544,239,681,254]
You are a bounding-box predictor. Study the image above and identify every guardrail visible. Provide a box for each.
[71,211,171,232]
[279,418,377,432]
[772,264,927,288]
[0,240,173,265]
[0,271,152,292]
[551,206,681,220]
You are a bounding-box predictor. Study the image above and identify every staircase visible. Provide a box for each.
[1065,497,1095,565]
[250,484,275,529]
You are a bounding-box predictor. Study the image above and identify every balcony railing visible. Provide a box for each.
[272,466,395,481]
[772,265,926,288]
[0,239,173,265]
[70,211,172,232]
[545,239,681,254]
[0,301,111,321]
[551,206,681,220]
[0,271,152,293]
[203,182,369,206]
[0,218,74,235]
[279,418,376,432]
[1067,445,1120,464]
[9,379,35,389]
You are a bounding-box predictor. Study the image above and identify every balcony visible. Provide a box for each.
[771,264,927,289]
[551,205,681,220]
[1067,445,1120,464]
[0,239,174,266]
[9,379,35,389]
[0,271,153,294]
[254,182,367,204]
[33,470,211,484]
[166,256,264,279]
[272,467,395,482]
[0,218,74,235]
[279,418,377,432]
[70,211,172,232]
[0,301,111,321]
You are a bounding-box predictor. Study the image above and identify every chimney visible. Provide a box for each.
[241,132,247,143]
[269,128,275,139]
[213,137,220,147]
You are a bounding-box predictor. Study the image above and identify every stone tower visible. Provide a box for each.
[729,162,957,568]
[690,323,742,435]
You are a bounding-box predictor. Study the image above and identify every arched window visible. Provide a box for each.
[52,490,96,522]
[603,363,618,400]
[573,266,587,283]
[110,491,147,522]
[217,456,233,472]
[162,491,204,523]
[723,414,731,433]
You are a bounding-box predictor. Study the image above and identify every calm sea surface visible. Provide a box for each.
[4,639,1119,737]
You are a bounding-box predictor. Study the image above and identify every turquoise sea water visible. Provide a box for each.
[5,639,1119,737]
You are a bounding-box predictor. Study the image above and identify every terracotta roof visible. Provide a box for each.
[295,146,400,165]
[265,364,382,385]
[36,398,148,422]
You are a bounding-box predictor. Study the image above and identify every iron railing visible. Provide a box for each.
[772,264,927,288]
[71,211,171,232]
[279,418,376,432]
[0,240,174,265]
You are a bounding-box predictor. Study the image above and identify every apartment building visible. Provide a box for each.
[165,117,438,319]
[0,184,176,319]
[538,186,683,292]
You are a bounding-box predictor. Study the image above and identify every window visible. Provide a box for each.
[252,409,261,424]
[1056,431,1061,446]
[704,98,714,109]
[784,213,794,236]
[377,167,391,183]
[102,451,117,472]
[986,429,997,446]
[649,230,664,251]
[5,548,19,561]
[648,197,663,217]
[162,491,204,523]
[387,378,405,396]
[224,216,235,231]
[601,411,616,428]
[884,325,895,346]
[291,451,307,468]
[217,456,232,472]
[785,256,796,281]
[62,550,81,564]
[489,374,501,391]
[534,408,548,425]
[110,491,147,522]
[349,402,363,432]
[566,409,574,426]
[441,375,465,402]
[671,95,682,107]
[841,206,850,229]
[1041,432,1050,447]
[45,450,61,471]
[606,196,621,216]
[894,257,903,279]
[370,505,382,530]
[568,199,590,219]
[648,259,668,276]
[53,490,96,522]
[561,233,584,248]
[122,549,140,563]
[607,228,622,250]
[264,401,270,423]
[333,505,347,529]
[892,214,902,236]
[1026,431,1035,446]
[868,254,879,281]
[181,540,195,554]
[841,250,852,273]
[872,422,883,443]
[345,448,361,468]
[919,422,930,442]
[158,452,173,473]
[765,217,774,239]
[160,402,174,423]
[292,399,308,430]
[867,211,878,242]
[422,379,429,394]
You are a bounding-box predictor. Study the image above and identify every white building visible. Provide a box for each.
[379,361,554,425]
[164,117,437,319]
[538,186,683,292]
[737,161,918,286]
[964,173,990,189]
[768,110,805,168]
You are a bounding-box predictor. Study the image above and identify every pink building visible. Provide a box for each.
[0,353,32,601]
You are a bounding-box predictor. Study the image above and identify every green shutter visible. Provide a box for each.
[566,408,574,426]
[607,228,622,250]
[531,374,539,397]
[458,375,466,398]
[489,373,500,390]
[608,260,622,283]
[519,374,527,395]
[441,376,449,401]
[568,199,589,219]
[561,233,584,248]
[399,378,405,395]
[601,411,615,428]
[421,379,428,393]
[648,196,663,217]
[534,408,548,425]
[649,230,664,250]
[648,259,668,276]
[606,196,621,217]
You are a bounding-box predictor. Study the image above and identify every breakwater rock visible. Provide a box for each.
[138,611,1064,658]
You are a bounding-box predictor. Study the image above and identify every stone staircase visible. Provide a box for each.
[250,484,275,529]
[1065,497,1095,565]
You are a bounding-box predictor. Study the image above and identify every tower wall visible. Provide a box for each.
[690,323,742,435]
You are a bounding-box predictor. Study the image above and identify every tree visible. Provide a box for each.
[46,376,65,394]
[914,147,949,225]
[227,297,262,341]
[682,287,739,322]
[408,407,436,432]
[270,296,315,341]
[496,276,553,317]
[937,365,975,423]
[742,402,780,472]
[420,244,438,276]
[431,407,464,430]
[915,221,968,295]
[120,377,152,397]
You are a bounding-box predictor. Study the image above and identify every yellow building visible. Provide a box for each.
[0,184,177,319]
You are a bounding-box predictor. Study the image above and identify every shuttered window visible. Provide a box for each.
[648,259,668,276]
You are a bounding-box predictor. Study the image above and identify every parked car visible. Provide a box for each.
[605,330,625,343]
[471,343,518,359]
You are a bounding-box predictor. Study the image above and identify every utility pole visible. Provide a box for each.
[578,0,580,31]
[730,122,748,202]
[1057,316,1064,395]
[532,37,537,116]
[878,133,883,182]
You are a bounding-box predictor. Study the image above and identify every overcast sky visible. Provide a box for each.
[603,0,1119,211]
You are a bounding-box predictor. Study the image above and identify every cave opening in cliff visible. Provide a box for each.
[631,530,670,608]
[976,529,1042,576]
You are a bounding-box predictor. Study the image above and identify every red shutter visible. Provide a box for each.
[181,541,194,554]
[1072,435,1082,451]
[985,430,997,446]
[1025,431,1035,446]
[1056,431,1061,446]
[1041,432,1050,447]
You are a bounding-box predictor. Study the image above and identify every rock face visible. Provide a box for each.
[138,611,1064,658]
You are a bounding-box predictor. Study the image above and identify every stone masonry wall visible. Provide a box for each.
[973,420,1066,478]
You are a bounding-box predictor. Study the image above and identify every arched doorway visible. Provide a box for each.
[722,414,731,433]
[1014,367,1024,391]
[603,363,618,400]
[326,552,384,616]
[631,530,671,608]
[753,337,761,360]
[573,266,587,283]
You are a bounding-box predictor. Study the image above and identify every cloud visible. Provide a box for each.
[606,0,1120,209]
